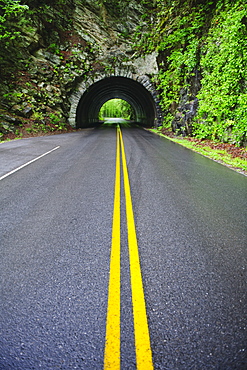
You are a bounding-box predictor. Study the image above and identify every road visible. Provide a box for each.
[0,126,246,369]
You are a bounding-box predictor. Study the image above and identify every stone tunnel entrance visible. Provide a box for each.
[75,76,160,129]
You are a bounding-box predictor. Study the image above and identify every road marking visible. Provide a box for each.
[104,128,121,369]
[119,128,153,370]
[104,127,153,369]
[0,146,60,181]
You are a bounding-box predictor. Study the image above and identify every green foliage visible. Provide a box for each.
[0,0,32,77]
[0,0,28,44]
[48,42,62,55]
[155,1,210,112]
[47,112,67,130]
[99,99,135,120]
[23,0,75,45]
[193,2,247,145]
[136,0,247,145]
[21,111,66,136]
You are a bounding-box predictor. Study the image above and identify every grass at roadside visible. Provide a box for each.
[150,128,247,176]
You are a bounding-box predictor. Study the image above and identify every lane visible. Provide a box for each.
[1,126,246,369]
[0,146,60,181]
[121,127,247,369]
[0,134,69,178]
[0,128,116,369]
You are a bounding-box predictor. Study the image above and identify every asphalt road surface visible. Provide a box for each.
[0,126,246,369]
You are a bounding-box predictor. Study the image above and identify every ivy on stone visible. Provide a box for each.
[134,0,247,145]
[194,1,247,145]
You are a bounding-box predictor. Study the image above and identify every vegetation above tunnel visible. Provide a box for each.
[0,0,246,147]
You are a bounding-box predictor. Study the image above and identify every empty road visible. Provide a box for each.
[0,126,246,369]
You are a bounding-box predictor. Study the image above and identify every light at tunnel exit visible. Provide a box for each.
[98,99,135,122]
[76,76,157,128]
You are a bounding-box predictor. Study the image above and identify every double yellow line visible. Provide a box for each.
[104,126,153,370]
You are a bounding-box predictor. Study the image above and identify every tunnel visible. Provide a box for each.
[76,76,157,128]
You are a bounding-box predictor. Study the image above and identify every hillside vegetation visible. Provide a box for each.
[135,0,247,146]
[0,0,246,147]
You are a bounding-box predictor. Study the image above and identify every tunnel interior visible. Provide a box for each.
[76,76,157,128]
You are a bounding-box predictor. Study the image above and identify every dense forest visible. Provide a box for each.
[0,0,246,146]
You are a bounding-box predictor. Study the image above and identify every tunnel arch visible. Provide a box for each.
[74,76,161,128]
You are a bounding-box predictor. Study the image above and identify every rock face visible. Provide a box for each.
[157,48,202,136]
[0,0,161,131]
[171,95,199,136]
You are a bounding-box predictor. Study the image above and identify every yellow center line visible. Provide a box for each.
[104,127,121,369]
[104,126,153,369]
[119,128,154,370]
